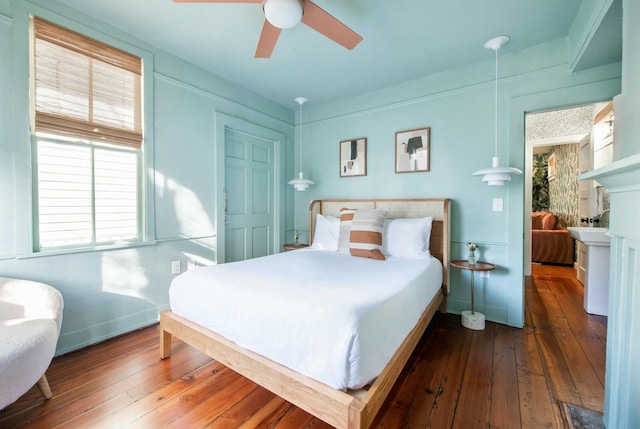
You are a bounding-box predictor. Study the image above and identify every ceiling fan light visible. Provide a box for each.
[264,0,303,29]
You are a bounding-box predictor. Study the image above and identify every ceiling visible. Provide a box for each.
[526,105,596,155]
[54,0,619,108]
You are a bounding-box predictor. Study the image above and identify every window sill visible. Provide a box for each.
[15,240,157,260]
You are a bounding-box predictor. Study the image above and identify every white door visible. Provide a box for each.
[224,129,275,262]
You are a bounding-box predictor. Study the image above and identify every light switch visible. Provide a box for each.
[171,260,181,275]
[492,198,503,212]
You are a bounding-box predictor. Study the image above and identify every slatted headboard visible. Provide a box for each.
[308,198,451,295]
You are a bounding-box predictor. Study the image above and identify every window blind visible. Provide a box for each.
[37,140,93,247]
[36,139,139,249]
[33,17,143,149]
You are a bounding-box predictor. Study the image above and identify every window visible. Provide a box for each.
[31,17,143,251]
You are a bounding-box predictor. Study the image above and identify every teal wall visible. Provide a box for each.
[0,0,295,354]
[0,0,625,354]
[293,40,620,328]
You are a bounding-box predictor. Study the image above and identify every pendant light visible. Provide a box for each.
[288,96,315,191]
[473,35,522,186]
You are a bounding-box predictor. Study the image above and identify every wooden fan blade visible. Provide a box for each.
[301,0,362,50]
[255,19,282,58]
[172,0,261,3]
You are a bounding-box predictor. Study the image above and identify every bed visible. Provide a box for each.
[160,198,451,428]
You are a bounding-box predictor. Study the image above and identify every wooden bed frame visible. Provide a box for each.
[160,198,451,428]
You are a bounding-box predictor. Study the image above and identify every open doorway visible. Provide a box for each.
[521,104,611,417]
[523,101,612,291]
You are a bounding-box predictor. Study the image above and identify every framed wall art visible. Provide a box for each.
[395,127,430,173]
[340,137,366,177]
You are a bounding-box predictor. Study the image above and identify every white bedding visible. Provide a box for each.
[169,248,443,390]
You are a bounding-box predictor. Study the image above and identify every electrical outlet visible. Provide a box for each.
[481,271,490,278]
[171,260,181,275]
[492,198,503,212]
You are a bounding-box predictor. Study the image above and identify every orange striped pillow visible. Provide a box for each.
[349,209,387,260]
[337,208,356,254]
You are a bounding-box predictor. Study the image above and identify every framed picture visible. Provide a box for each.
[548,153,556,180]
[395,127,430,173]
[340,137,367,177]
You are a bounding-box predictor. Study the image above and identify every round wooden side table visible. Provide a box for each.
[283,243,309,251]
[450,260,496,330]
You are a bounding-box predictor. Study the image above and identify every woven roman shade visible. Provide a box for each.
[33,17,142,149]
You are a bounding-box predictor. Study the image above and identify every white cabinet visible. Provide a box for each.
[576,241,588,285]
[575,239,610,316]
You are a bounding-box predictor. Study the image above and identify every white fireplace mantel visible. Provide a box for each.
[579,152,640,195]
[579,152,640,429]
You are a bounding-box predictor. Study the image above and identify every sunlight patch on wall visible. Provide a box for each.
[101,250,149,300]
[155,170,214,239]
[183,251,215,268]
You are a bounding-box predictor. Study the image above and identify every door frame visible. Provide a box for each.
[214,112,286,264]
[520,91,616,277]
[507,78,618,327]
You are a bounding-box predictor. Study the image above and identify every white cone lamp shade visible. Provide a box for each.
[264,0,303,29]
[288,97,315,191]
[474,156,523,186]
[473,35,522,186]
[290,171,314,191]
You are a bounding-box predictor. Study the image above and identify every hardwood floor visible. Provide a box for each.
[0,264,606,428]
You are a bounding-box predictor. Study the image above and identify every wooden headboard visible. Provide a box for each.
[308,198,451,295]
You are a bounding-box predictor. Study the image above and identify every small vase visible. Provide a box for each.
[468,250,476,265]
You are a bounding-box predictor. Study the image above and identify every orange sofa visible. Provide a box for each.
[531,211,575,265]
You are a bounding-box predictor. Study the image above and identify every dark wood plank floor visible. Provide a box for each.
[0,264,607,428]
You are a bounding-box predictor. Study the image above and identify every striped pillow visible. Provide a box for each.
[349,209,387,260]
[337,208,356,254]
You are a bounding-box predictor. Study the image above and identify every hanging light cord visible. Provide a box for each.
[493,46,498,159]
[298,100,303,173]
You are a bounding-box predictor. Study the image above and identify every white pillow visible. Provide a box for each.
[382,217,433,258]
[310,214,340,251]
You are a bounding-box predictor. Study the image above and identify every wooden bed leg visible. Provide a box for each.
[439,296,447,313]
[160,329,172,359]
[348,399,367,429]
[37,374,53,399]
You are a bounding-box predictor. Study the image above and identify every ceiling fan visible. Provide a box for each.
[173,0,363,58]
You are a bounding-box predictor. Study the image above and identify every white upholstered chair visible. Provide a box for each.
[0,277,64,410]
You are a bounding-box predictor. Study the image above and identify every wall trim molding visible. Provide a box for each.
[569,0,616,72]
[56,306,163,356]
[0,12,11,25]
[307,62,620,126]
[154,72,293,129]
[579,152,640,194]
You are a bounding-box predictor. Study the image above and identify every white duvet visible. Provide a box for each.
[169,249,443,390]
